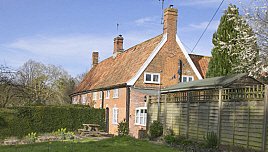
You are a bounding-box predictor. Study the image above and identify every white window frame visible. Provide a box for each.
[144,72,160,84]
[100,104,102,109]
[81,95,86,105]
[182,75,194,82]
[99,91,102,99]
[112,107,119,124]
[135,107,147,126]
[72,96,78,104]
[113,89,119,99]
[106,90,110,99]
[93,92,97,100]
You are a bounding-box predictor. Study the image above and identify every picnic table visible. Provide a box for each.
[78,124,100,135]
[82,124,100,132]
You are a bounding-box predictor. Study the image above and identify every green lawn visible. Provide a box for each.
[0,136,180,152]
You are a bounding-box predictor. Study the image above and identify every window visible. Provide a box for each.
[135,107,147,126]
[112,107,119,124]
[100,104,102,109]
[144,72,160,84]
[72,96,78,104]
[93,92,97,100]
[113,89,119,98]
[182,75,194,82]
[99,91,102,99]
[81,95,86,105]
[106,90,110,99]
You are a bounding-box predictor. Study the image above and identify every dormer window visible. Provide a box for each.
[144,72,160,84]
[182,75,194,82]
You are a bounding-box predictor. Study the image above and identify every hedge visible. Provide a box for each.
[0,105,105,139]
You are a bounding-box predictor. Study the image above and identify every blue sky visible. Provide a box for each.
[0,0,249,76]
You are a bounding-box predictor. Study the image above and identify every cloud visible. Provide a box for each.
[189,20,220,31]
[134,16,159,26]
[0,32,158,76]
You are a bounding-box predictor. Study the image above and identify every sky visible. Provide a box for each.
[0,0,250,76]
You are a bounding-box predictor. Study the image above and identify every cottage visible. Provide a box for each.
[71,5,210,138]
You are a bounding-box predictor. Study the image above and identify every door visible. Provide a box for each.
[105,107,109,133]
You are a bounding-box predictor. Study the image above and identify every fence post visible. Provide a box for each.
[217,89,222,145]
[186,92,190,138]
[163,94,167,135]
[262,85,268,151]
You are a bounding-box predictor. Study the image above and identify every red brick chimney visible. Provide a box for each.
[113,35,124,58]
[163,5,178,40]
[92,52,99,67]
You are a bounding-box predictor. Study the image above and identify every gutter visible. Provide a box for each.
[70,83,128,97]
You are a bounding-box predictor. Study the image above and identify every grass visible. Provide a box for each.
[0,136,180,152]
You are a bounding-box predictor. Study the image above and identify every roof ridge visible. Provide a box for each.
[92,34,163,67]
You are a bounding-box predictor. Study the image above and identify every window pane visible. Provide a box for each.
[189,77,193,82]
[153,75,159,82]
[99,92,102,99]
[144,114,147,125]
[182,77,187,82]
[145,74,151,81]
[140,116,144,125]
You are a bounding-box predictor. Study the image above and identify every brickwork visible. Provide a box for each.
[129,88,148,138]
[92,88,127,135]
[92,52,99,67]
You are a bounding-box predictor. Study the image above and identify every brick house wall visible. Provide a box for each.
[129,88,150,138]
[90,88,127,135]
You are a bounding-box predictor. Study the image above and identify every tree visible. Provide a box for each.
[241,0,268,78]
[206,4,259,77]
[16,60,74,105]
[0,65,25,107]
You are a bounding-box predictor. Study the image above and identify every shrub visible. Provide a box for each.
[164,135,176,145]
[203,131,218,148]
[0,105,105,139]
[174,135,187,145]
[54,128,67,140]
[118,119,129,136]
[25,132,37,144]
[149,120,163,140]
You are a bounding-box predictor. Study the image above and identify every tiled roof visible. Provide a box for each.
[74,34,163,94]
[189,54,211,78]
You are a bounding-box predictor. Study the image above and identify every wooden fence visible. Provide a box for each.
[147,85,268,151]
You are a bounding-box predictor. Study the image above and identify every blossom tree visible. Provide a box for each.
[206,4,258,77]
[240,0,268,78]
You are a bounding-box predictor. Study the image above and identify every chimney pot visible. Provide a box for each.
[92,52,99,67]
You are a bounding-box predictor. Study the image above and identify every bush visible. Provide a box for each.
[164,135,176,145]
[149,120,163,140]
[0,105,105,139]
[118,119,129,136]
[203,131,218,148]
